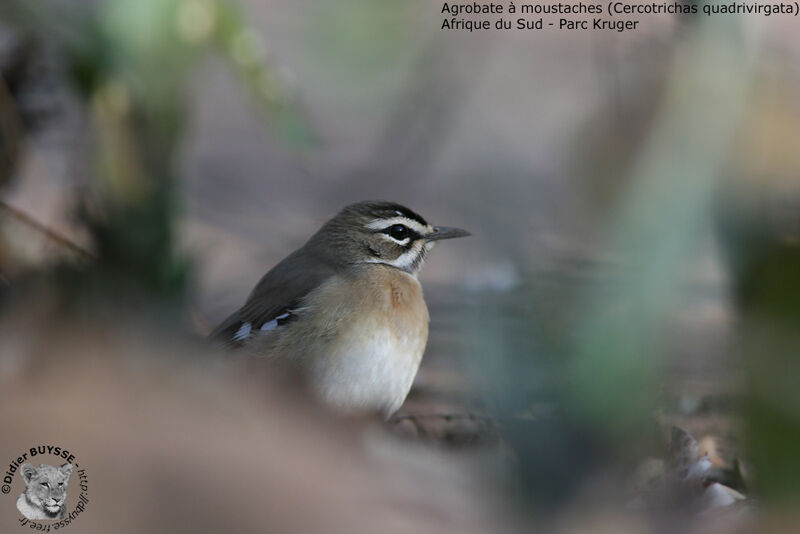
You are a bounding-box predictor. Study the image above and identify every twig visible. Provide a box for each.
[0,200,95,260]
[390,413,541,425]
[0,72,24,179]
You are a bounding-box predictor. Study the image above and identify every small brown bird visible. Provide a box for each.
[211,201,469,417]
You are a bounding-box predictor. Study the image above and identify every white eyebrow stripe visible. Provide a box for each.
[365,217,428,234]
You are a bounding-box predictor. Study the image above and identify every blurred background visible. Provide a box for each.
[1,0,799,532]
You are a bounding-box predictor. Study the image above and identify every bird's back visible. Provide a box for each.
[209,245,338,346]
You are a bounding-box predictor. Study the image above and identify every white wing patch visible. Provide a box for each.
[260,319,278,331]
[233,322,252,341]
[235,312,294,340]
[259,311,293,332]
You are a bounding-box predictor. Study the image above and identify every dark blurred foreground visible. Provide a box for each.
[0,286,778,534]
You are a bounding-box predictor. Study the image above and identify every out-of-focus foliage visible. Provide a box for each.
[717,81,800,505]
[452,6,764,511]
[1,0,312,296]
[566,12,756,438]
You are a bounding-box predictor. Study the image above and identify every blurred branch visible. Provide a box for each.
[0,200,95,261]
[391,412,542,424]
[0,72,24,187]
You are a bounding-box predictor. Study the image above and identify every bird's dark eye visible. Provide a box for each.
[386,224,409,241]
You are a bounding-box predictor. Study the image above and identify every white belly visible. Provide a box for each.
[308,324,425,417]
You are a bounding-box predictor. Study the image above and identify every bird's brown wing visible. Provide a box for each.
[209,247,338,347]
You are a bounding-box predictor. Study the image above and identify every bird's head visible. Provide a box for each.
[310,201,470,275]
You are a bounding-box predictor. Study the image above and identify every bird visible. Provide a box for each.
[211,200,470,417]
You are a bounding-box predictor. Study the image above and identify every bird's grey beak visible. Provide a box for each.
[425,226,471,242]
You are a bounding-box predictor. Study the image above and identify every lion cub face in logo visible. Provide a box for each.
[16,463,73,520]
